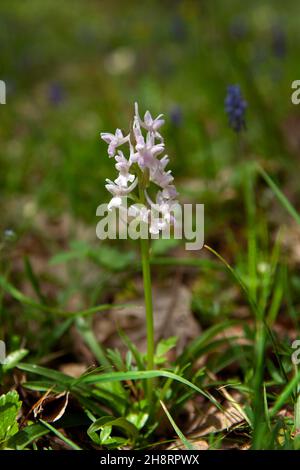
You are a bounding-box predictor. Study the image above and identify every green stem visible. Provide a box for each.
[140,238,155,372]
[295,364,300,433]
[140,236,155,398]
[138,176,155,400]
[252,319,267,449]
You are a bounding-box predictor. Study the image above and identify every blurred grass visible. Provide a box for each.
[1,0,300,450]
[1,0,300,226]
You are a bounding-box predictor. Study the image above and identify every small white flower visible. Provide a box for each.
[114,151,135,186]
[128,204,150,223]
[162,185,178,200]
[105,177,138,211]
[145,190,178,234]
[105,177,137,195]
[101,129,129,157]
[134,102,164,139]
[107,196,123,210]
[114,173,135,187]
[144,110,165,132]
[151,166,174,188]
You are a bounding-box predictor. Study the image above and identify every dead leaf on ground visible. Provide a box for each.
[93,283,201,356]
[59,362,87,378]
[31,390,70,423]
[167,439,208,450]
[185,389,246,439]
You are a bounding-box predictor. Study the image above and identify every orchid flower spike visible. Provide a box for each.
[101,103,179,234]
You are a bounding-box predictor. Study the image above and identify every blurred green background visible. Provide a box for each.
[2,2,300,450]
[1,0,300,232]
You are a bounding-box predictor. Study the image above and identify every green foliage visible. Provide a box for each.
[0,391,22,449]
[155,337,177,364]
[87,416,138,448]
[160,400,194,450]
[2,349,29,373]
[1,0,300,451]
[50,241,136,272]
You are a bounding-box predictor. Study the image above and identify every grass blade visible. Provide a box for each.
[270,369,300,418]
[39,419,82,450]
[75,317,111,369]
[160,400,194,450]
[78,369,221,409]
[0,274,131,318]
[258,166,300,226]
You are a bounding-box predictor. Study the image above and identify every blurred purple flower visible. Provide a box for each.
[271,24,287,59]
[225,85,247,133]
[169,105,183,127]
[48,82,65,105]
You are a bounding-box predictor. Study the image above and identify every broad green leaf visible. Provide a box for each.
[0,391,22,447]
[50,242,136,272]
[8,413,90,449]
[155,337,177,364]
[90,246,136,271]
[87,416,138,447]
[8,423,48,450]
[50,250,86,264]
[126,410,149,430]
[49,240,90,265]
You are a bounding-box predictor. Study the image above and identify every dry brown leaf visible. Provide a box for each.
[167,439,208,450]
[93,284,201,355]
[183,388,246,441]
[59,362,87,378]
[31,390,70,423]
